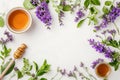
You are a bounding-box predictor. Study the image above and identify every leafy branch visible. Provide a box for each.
[14,58,50,80]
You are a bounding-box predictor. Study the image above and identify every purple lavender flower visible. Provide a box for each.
[104,47,113,58]
[67,71,74,77]
[0,31,13,44]
[36,2,52,27]
[30,0,39,6]
[94,4,120,31]
[101,30,107,35]
[109,7,120,22]
[80,62,84,67]
[108,29,116,35]
[117,2,120,8]
[73,65,77,71]
[75,10,84,22]
[100,16,109,28]
[88,39,113,59]
[60,69,66,75]
[94,26,101,31]
[91,58,104,69]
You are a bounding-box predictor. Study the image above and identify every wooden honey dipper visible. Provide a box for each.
[0,43,27,80]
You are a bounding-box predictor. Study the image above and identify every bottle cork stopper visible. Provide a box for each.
[14,43,27,59]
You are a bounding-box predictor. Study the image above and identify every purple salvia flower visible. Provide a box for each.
[99,16,109,28]
[30,0,39,6]
[108,7,120,22]
[94,26,101,31]
[91,58,104,69]
[36,2,52,27]
[105,47,113,58]
[88,39,113,59]
[0,31,13,44]
[75,10,84,22]
[94,4,120,31]
[88,39,95,45]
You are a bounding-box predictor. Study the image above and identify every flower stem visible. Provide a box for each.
[50,72,59,80]
[83,67,97,80]
[59,75,63,80]
[113,22,120,35]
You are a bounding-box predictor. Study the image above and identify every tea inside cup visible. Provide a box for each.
[6,7,32,33]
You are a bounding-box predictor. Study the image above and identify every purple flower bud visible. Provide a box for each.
[91,58,104,69]
[60,69,66,75]
[74,10,84,22]
[36,2,52,27]
[67,71,74,77]
[107,36,112,41]
[88,39,113,59]
[14,67,19,71]
[73,66,77,71]
[0,31,13,44]
[80,62,84,67]
[30,0,39,6]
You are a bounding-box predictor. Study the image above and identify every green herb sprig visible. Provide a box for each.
[14,58,50,80]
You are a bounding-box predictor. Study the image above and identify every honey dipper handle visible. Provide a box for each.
[0,59,15,80]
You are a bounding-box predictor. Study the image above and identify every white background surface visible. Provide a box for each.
[0,0,120,80]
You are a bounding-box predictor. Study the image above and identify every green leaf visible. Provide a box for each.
[21,58,33,74]
[36,60,50,76]
[40,78,47,80]
[33,61,38,72]
[25,72,31,76]
[46,0,49,3]
[0,65,4,74]
[28,77,35,80]
[90,7,98,14]
[5,60,15,75]
[102,6,109,14]
[1,45,11,58]
[0,16,4,27]
[106,39,119,48]
[105,1,112,6]
[92,17,98,25]
[62,5,71,11]
[84,0,90,8]
[91,0,100,5]
[0,56,4,60]
[57,5,63,10]
[17,70,23,79]
[0,59,15,76]
[109,60,120,71]
[23,0,35,10]
[77,19,85,28]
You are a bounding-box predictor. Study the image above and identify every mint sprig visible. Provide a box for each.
[14,58,50,80]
